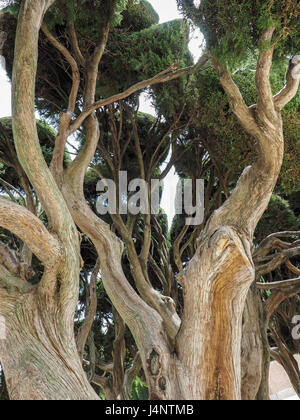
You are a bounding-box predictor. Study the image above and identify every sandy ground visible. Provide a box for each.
[269,355,300,400]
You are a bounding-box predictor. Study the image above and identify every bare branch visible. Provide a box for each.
[255,246,300,278]
[264,282,300,324]
[274,56,300,110]
[41,24,80,114]
[257,276,300,290]
[286,259,300,276]
[69,55,210,134]
[67,22,85,67]
[12,1,77,235]
[0,177,26,206]
[41,23,80,181]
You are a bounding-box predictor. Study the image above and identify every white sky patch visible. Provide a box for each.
[160,150,179,226]
[149,0,180,23]
[0,68,11,118]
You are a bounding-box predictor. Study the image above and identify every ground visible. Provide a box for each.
[269,355,300,400]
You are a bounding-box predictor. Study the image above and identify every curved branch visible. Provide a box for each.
[257,276,300,290]
[12,0,83,326]
[12,0,75,234]
[67,22,85,67]
[41,23,80,114]
[69,55,210,134]
[264,282,300,323]
[0,263,34,294]
[274,56,300,110]
[0,197,61,266]
[40,23,80,181]
[212,59,260,138]
[255,247,300,278]
[0,177,26,206]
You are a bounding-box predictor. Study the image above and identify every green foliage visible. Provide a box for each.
[131,376,148,400]
[255,194,300,243]
[288,191,300,217]
[46,0,132,30]
[98,19,191,99]
[280,110,300,194]
[185,57,300,194]
[1,1,191,122]
[177,0,300,67]
[120,0,159,31]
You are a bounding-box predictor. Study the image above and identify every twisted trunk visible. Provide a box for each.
[1,0,298,400]
[0,288,98,400]
[0,0,99,400]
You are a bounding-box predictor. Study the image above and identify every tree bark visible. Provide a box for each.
[0,0,99,400]
[176,226,255,399]
[173,36,299,399]
[241,285,264,400]
[1,0,299,400]
[0,287,98,400]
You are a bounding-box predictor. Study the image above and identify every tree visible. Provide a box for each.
[0,0,299,400]
[174,0,300,399]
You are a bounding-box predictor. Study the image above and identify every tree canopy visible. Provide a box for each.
[0,0,299,401]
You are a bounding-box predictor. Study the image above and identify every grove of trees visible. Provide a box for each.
[0,0,299,400]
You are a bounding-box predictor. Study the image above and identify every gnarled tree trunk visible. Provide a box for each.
[0,0,99,400]
[0,288,97,400]
[0,0,299,401]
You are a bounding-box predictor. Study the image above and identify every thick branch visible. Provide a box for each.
[274,56,300,110]
[12,1,83,332]
[12,0,76,234]
[256,27,277,123]
[0,197,61,265]
[40,23,80,181]
[213,59,260,138]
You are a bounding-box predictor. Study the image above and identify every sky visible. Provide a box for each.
[0,0,203,227]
